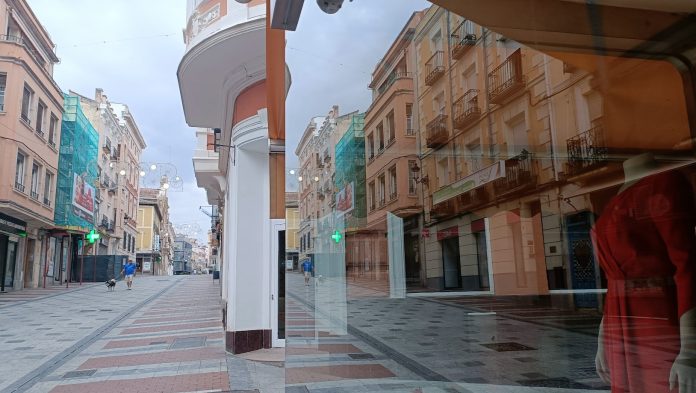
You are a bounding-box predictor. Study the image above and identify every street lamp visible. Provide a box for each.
[150,164,157,171]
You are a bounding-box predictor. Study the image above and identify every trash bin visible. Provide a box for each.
[212,271,220,280]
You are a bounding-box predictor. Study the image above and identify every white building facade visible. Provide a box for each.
[179,0,287,354]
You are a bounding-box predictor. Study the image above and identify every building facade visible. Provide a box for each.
[179,0,288,353]
[173,235,193,274]
[0,0,62,291]
[136,187,172,275]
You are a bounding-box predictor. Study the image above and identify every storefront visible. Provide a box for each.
[0,212,26,292]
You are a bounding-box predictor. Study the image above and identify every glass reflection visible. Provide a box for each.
[286,2,696,391]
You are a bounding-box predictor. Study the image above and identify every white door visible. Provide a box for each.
[270,220,286,347]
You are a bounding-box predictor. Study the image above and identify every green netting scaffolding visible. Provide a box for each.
[334,113,366,232]
[54,94,99,232]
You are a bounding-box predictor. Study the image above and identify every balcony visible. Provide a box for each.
[456,187,489,212]
[99,216,109,228]
[43,197,51,207]
[488,49,525,105]
[453,89,481,130]
[14,183,25,193]
[30,190,39,200]
[493,150,536,197]
[430,199,456,219]
[566,122,608,177]
[406,115,415,136]
[376,71,412,96]
[425,51,445,86]
[108,220,115,232]
[451,20,476,60]
[426,114,449,149]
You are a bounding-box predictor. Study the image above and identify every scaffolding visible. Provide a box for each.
[334,113,366,232]
[54,94,99,232]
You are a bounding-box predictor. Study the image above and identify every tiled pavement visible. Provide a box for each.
[0,283,100,309]
[0,275,278,393]
[286,272,610,392]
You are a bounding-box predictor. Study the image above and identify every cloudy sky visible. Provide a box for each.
[286,0,430,181]
[26,0,430,237]
[28,0,210,240]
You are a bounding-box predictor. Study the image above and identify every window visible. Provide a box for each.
[406,104,414,135]
[368,181,376,211]
[378,174,386,206]
[386,111,395,143]
[467,140,482,172]
[437,156,449,188]
[453,139,464,179]
[48,114,57,146]
[507,114,528,156]
[377,123,384,151]
[43,171,53,206]
[431,29,442,52]
[408,160,418,195]
[0,73,6,111]
[123,233,127,250]
[462,64,477,92]
[36,100,46,136]
[434,92,445,115]
[367,133,375,159]
[21,84,33,124]
[15,152,26,192]
[388,165,397,200]
[30,162,40,200]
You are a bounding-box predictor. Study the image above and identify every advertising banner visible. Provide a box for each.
[72,173,95,221]
[432,160,506,205]
[335,182,354,216]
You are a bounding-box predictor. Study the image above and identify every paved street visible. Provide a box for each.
[286,272,610,393]
[0,275,280,393]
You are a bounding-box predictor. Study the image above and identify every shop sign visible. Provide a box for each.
[432,160,506,205]
[437,226,459,241]
[0,212,27,236]
[421,228,430,238]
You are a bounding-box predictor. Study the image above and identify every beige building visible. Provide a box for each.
[110,102,146,262]
[0,0,62,290]
[285,192,299,268]
[413,6,604,296]
[361,11,425,288]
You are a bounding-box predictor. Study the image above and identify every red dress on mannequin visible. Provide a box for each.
[592,171,696,393]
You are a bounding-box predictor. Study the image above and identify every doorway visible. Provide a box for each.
[24,238,35,287]
[566,211,600,308]
[271,220,285,347]
[441,237,462,289]
[1,235,18,291]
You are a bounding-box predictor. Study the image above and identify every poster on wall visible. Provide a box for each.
[335,182,354,216]
[72,173,95,221]
[143,261,152,272]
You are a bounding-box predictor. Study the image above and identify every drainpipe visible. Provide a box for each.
[482,27,495,159]
[543,55,560,182]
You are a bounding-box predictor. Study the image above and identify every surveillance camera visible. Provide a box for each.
[317,0,343,14]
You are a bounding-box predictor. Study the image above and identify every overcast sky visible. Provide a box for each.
[26,0,430,237]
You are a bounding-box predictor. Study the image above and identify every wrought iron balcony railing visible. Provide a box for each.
[451,19,476,60]
[425,51,445,86]
[426,114,449,149]
[566,122,607,177]
[493,149,536,196]
[14,182,25,193]
[488,49,525,104]
[453,89,481,130]
[430,199,456,219]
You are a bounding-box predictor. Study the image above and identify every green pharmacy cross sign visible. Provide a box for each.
[86,229,100,244]
[331,230,342,244]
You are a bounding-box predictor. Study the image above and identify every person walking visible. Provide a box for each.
[301,259,313,286]
[121,260,137,290]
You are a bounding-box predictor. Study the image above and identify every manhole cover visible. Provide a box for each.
[348,353,375,360]
[63,369,97,379]
[169,336,206,349]
[480,342,536,352]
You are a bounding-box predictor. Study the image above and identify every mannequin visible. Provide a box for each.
[593,152,696,392]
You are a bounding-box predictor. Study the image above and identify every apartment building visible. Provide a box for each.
[285,192,299,269]
[362,11,424,289]
[0,0,62,290]
[110,102,146,262]
[296,106,356,267]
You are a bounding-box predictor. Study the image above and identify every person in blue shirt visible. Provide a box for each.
[301,259,313,286]
[120,260,137,290]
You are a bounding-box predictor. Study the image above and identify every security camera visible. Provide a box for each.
[317,0,344,14]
